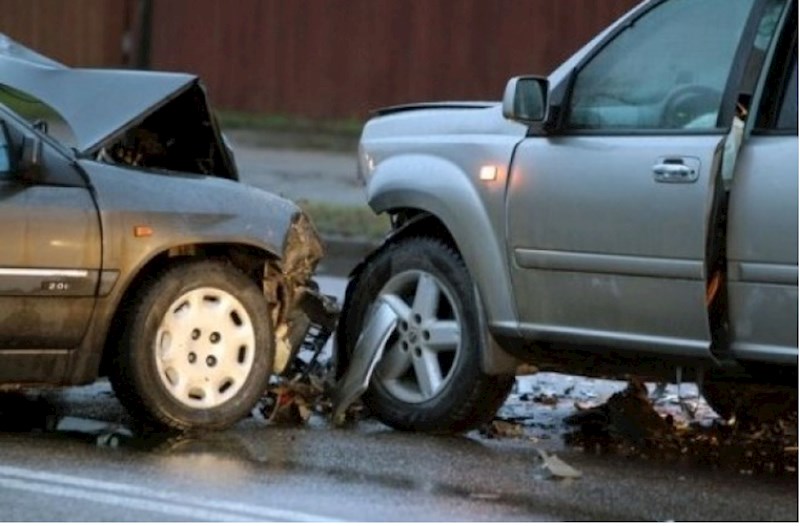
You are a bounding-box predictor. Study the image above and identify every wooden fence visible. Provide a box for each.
[0,0,131,66]
[1,0,641,119]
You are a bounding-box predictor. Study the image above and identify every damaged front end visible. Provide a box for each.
[264,212,339,376]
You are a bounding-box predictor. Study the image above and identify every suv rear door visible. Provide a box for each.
[506,0,784,358]
[0,111,101,381]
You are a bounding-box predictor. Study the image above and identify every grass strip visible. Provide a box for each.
[298,200,389,241]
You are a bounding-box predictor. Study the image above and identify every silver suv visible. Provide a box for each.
[340,0,798,432]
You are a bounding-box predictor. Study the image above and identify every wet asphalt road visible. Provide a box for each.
[231,134,363,207]
[0,390,796,522]
[0,277,796,521]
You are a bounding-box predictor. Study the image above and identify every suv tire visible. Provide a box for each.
[340,237,514,433]
[110,260,273,431]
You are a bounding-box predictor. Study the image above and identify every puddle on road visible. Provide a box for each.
[0,391,196,453]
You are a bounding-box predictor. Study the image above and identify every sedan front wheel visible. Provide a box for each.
[110,260,273,431]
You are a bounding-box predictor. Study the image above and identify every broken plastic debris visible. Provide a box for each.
[330,298,398,425]
[256,371,330,425]
[482,419,525,439]
[535,449,582,479]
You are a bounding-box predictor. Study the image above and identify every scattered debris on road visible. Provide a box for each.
[565,378,672,445]
[249,356,797,479]
[534,449,583,480]
[564,379,798,476]
[257,375,322,424]
[480,419,526,439]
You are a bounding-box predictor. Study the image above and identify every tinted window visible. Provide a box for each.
[568,0,756,130]
[777,60,798,130]
[0,124,10,176]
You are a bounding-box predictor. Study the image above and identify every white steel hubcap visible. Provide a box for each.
[155,287,256,409]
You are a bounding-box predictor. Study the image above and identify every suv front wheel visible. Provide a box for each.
[340,237,514,433]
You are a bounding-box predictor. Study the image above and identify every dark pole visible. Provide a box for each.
[136,0,153,69]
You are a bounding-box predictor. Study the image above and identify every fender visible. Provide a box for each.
[65,162,318,384]
[366,154,521,374]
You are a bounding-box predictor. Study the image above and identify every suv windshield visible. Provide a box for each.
[569,0,757,130]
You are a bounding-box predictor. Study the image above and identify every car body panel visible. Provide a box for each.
[362,104,527,325]
[0,34,237,180]
[0,57,191,153]
[506,134,723,358]
[727,135,798,363]
[80,160,298,268]
[0,116,101,355]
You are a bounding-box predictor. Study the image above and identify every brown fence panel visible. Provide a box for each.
[1,1,642,119]
[0,0,130,67]
[150,0,640,120]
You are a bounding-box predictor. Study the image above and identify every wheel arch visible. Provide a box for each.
[343,208,520,376]
[93,242,277,379]
[366,154,518,326]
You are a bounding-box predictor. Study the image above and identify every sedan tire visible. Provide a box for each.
[110,260,273,431]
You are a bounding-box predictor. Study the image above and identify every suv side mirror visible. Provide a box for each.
[502,76,549,123]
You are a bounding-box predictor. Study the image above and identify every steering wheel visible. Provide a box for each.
[659,84,722,129]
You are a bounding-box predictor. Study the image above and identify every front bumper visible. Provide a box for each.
[268,212,340,375]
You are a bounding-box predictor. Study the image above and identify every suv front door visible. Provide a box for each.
[506,0,782,357]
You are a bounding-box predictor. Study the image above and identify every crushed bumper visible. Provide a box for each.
[267,212,340,375]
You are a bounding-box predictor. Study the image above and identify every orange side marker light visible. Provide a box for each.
[134,225,154,238]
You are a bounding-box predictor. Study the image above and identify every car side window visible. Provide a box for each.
[776,60,797,131]
[567,0,757,131]
[0,123,10,177]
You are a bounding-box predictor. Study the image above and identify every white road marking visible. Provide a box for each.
[0,476,257,521]
[0,465,341,522]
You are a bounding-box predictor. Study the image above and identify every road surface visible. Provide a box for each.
[0,277,795,521]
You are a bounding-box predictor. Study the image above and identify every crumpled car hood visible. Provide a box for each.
[0,34,237,179]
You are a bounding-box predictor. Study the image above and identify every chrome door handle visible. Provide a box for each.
[653,163,698,183]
